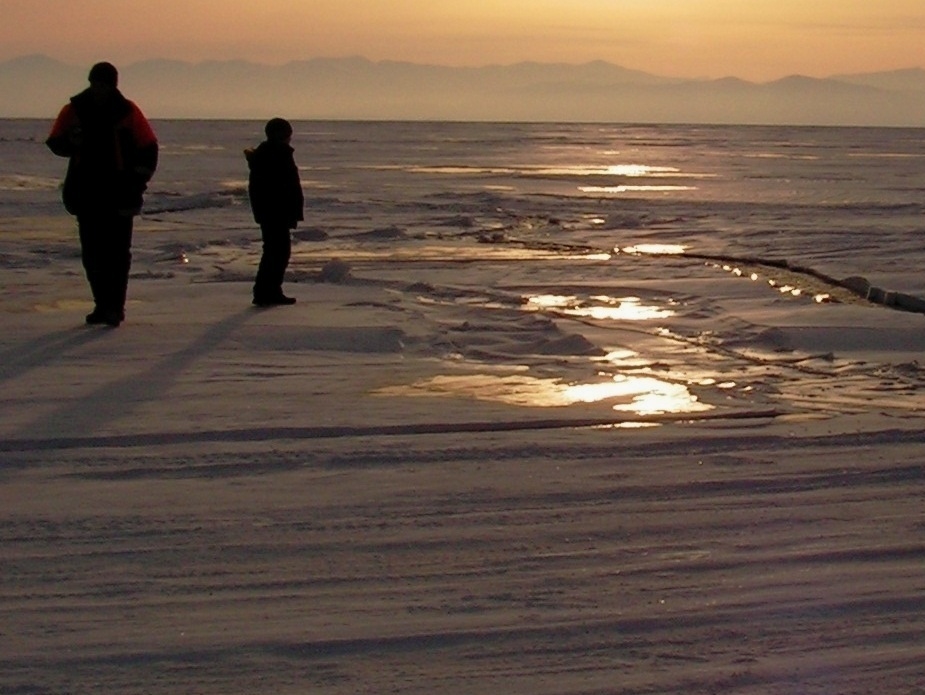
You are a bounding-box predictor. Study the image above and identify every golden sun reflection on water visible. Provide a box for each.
[546,164,682,177]
[525,294,675,321]
[374,372,712,416]
[375,287,712,416]
[617,244,688,256]
[293,246,611,263]
[566,375,710,415]
[579,185,697,194]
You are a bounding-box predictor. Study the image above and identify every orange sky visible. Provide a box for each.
[3,0,923,80]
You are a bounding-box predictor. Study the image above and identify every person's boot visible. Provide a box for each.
[253,294,296,307]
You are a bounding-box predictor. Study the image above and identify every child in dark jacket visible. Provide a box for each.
[245,117,304,306]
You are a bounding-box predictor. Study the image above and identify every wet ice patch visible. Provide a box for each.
[374,371,712,416]
[525,294,676,321]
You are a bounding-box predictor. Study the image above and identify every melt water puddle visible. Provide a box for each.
[374,289,716,415]
[525,294,677,321]
[374,371,713,416]
[293,244,611,263]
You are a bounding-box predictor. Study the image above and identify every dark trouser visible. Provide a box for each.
[77,213,134,315]
[253,223,292,300]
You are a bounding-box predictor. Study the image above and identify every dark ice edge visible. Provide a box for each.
[676,250,925,315]
[473,232,925,314]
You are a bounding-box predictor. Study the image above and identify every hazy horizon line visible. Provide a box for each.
[7,52,925,85]
[4,52,925,126]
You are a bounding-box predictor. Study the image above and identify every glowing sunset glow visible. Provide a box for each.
[2,1,922,82]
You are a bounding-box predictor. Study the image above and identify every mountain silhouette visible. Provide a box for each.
[3,55,923,125]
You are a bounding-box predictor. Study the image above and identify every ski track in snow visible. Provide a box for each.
[4,426,925,694]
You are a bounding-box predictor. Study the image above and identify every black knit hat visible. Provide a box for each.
[88,62,119,87]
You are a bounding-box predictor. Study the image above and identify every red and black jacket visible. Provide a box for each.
[47,88,158,216]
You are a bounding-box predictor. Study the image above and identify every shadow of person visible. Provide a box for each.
[0,327,110,387]
[8,309,256,446]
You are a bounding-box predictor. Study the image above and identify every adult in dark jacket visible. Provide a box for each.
[245,117,304,306]
[46,62,158,327]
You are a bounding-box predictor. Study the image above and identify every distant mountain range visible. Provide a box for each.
[3,54,925,125]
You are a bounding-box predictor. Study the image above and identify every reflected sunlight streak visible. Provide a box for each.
[579,185,697,194]
[375,372,712,416]
[540,164,682,177]
[617,244,688,256]
[525,294,675,321]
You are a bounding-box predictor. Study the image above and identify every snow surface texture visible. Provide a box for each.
[2,120,924,693]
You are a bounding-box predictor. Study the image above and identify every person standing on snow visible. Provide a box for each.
[245,117,304,307]
[47,61,158,327]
